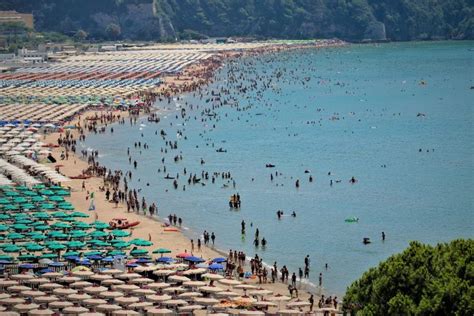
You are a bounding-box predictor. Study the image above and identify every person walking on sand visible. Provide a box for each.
[191,239,194,252]
[309,294,314,312]
[197,238,201,252]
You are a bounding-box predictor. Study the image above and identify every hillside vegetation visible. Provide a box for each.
[1,0,473,41]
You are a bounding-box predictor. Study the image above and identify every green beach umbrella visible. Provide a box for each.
[40,253,58,259]
[18,254,36,261]
[54,190,70,196]
[52,222,72,229]
[111,230,130,237]
[40,203,55,210]
[70,211,88,218]
[65,241,86,249]
[84,251,102,257]
[0,224,9,231]
[32,184,46,189]
[12,197,28,204]
[3,245,22,252]
[14,219,33,225]
[25,244,44,251]
[0,198,11,204]
[47,230,68,238]
[107,250,125,256]
[89,230,108,238]
[93,221,109,230]
[2,204,19,211]
[4,191,19,197]
[153,248,172,254]
[57,203,74,210]
[20,203,36,210]
[0,255,13,261]
[74,222,91,229]
[130,249,148,256]
[31,196,45,202]
[70,230,88,238]
[34,225,50,231]
[52,212,68,218]
[47,243,66,250]
[48,196,65,202]
[15,185,29,191]
[13,213,28,218]
[93,241,111,247]
[0,214,10,220]
[12,224,30,231]
[112,241,130,249]
[60,217,76,222]
[63,251,79,257]
[22,190,38,197]
[49,185,63,190]
[39,190,55,196]
[31,234,46,240]
[33,212,51,219]
[7,232,25,240]
[130,239,153,247]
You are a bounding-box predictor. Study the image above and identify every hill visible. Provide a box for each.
[1,0,473,42]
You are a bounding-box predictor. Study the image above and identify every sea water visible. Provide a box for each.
[84,41,474,295]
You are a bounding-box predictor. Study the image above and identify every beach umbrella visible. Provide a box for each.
[168,275,190,283]
[13,302,39,312]
[176,252,190,258]
[89,230,108,238]
[70,211,88,218]
[286,300,311,308]
[48,301,73,309]
[62,306,89,314]
[25,244,44,252]
[93,221,109,230]
[52,211,68,218]
[146,294,172,303]
[248,289,273,296]
[194,297,220,306]
[130,248,148,256]
[108,250,125,256]
[0,214,10,220]
[28,308,55,315]
[153,248,171,255]
[6,233,25,240]
[218,278,241,286]
[48,196,65,202]
[83,298,107,307]
[111,230,130,237]
[33,225,50,231]
[199,286,224,293]
[47,243,66,250]
[183,268,207,276]
[202,273,224,281]
[18,254,37,261]
[212,257,227,263]
[184,256,205,263]
[96,304,122,312]
[112,241,130,249]
[101,279,124,286]
[39,203,55,210]
[62,251,80,257]
[70,230,88,238]
[52,222,72,229]
[146,308,174,315]
[130,238,153,246]
[155,257,174,263]
[183,281,206,288]
[4,245,23,252]
[209,263,224,270]
[32,212,50,220]
[147,282,170,290]
[99,291,124,299]
[115,296,140,306]
[54,190,70,196]
[0,224,9,231]
[74,222,91,229]
[48,231,68,239]
[66,241,86,249]
[40,253,58,259]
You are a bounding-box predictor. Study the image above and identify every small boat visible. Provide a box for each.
[109,218,140,229]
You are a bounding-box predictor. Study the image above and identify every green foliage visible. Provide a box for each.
[343,239,474,315]
[2,0,473,41]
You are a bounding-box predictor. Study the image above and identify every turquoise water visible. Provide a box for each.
[84,41,474,295]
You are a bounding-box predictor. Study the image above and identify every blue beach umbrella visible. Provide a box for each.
[184,256,205,263]
[209,263,224,270]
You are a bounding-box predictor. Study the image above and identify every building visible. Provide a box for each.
[18,48,47,63]
[0,11,34,30]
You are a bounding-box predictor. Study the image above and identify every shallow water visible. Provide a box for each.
[84,41,474,295]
